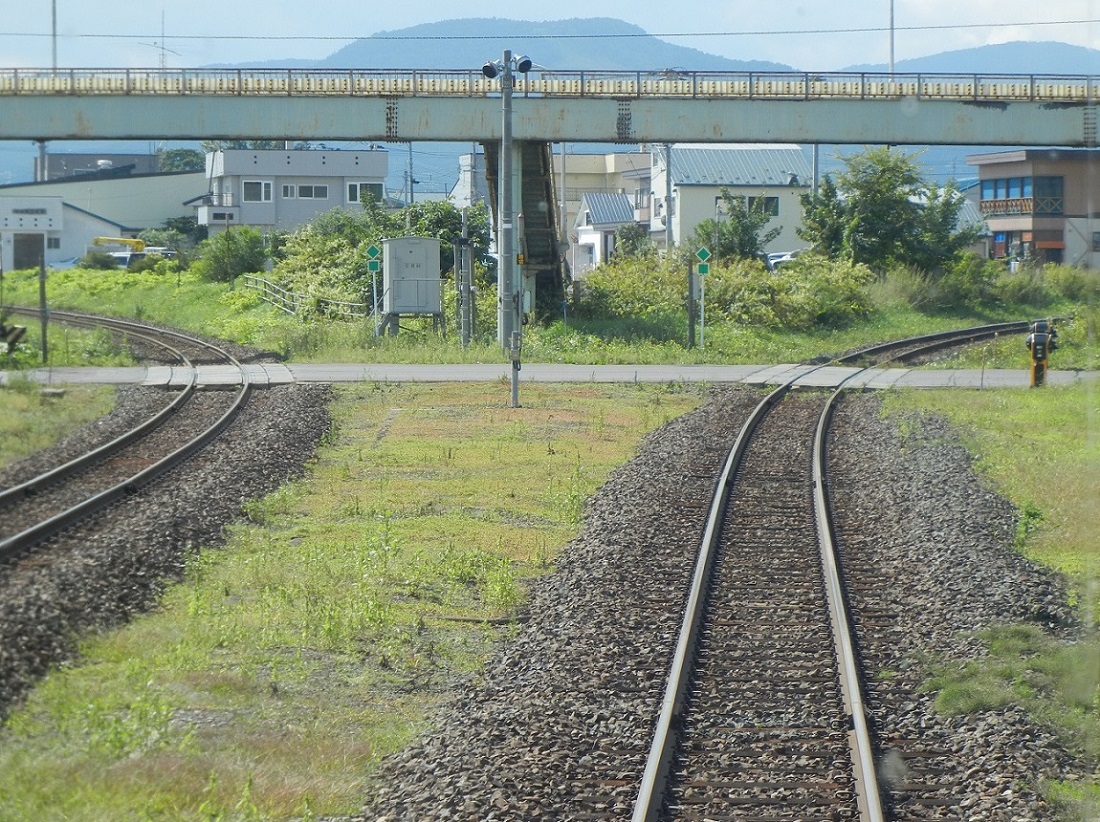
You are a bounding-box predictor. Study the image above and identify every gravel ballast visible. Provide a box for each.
[0,383,1090,819]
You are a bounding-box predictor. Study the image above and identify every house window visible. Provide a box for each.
[47,237,61,249]
[348,182,383,204]
[1093,232,1100,252]
[243,180,272,202]
[282,184,296,198]
[212,212,235,222]
[298,185,328,199]
[1033,176,1064,214]
[748,196,780,216]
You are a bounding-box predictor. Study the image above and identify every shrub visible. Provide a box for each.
[934,252,1003,308]
[870,265,933,310]
[1044,263,1100,304]
[994,266,1056,308]
[78,251,120,270]
[707,253,875,331]
[578,252,686,322]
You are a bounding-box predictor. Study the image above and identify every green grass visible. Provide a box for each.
[0,379,116,469]
[0,381,705,819]
[2,264,1099,818]
[1,265,1068,366]
[883,383,1100,817]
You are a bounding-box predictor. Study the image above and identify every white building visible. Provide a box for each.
[196,148,388,234]
[650,144,812,253]
[0,195,150,271]
[572,191,637,276]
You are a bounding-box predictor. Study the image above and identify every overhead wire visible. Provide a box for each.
[0,18,1096,45]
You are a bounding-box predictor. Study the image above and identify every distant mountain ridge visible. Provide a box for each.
[213,17,789,72]
[212,18,1100,77]
[843,40,1100,75]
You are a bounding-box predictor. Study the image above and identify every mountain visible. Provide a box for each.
[843,40,1100,75]
[218,17,793,73]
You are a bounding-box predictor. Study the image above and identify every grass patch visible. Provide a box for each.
[882,383,1100,585]
[0,265,1065,366]
[0,380,704,819]
[885,383,1100,818]
[0,380,116,469]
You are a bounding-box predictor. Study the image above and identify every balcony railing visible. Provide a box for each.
[979,196,1064,216]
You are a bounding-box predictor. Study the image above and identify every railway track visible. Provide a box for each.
[631,322,1045,820]
[0,308,252,561]
[362,320,1063,820]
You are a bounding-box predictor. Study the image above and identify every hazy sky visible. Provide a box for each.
[2,1,1098,71]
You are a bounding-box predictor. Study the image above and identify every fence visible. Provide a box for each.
[241,274,374,321]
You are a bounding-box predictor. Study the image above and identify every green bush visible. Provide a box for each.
[577,252,875,333]
[77,251,120,270]
[934,252,1003,308]
[994,265,1057,308]
[578,252,687,322]
[1044,263,1100,304]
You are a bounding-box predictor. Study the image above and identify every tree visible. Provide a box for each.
[687,189,781,262]
[796,176,846,259]
[156,148,204,172]
[797,147,979,274]
[613,222,653,258]
[194,226,268,283]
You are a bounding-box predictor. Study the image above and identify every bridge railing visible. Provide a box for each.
[0,67,1096,103]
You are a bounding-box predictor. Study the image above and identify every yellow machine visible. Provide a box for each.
[92,236,145,252]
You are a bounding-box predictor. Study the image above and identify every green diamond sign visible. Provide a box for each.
[366,244,381,258]
[696,247,711,262]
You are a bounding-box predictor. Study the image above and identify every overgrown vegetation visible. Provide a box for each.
[0,381,704,819]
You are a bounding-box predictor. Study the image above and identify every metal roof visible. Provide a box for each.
[669,145,812,187]
[577,191,635,226]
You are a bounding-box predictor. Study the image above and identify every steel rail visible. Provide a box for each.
[631,379,793,822]
[813,382,885,822]
[0,308,198,506]
[833,319,1031,365]
[0,310,252,560]
[632,320,1028,821]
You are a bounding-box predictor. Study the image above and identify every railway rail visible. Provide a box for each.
[0,308,252,561]
[631,322,1040,820]
[0,67,1095,103]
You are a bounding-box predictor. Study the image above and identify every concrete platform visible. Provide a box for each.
[2,362,1094,389]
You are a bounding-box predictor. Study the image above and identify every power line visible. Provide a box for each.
[0,18,1096,44]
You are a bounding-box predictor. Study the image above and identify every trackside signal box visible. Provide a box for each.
[377,236,442,335]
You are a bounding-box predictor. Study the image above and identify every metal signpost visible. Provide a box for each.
[696,247,710,349]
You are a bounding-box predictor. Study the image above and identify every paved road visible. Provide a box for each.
[1,362,1093,389]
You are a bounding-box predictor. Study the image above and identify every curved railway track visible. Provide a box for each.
[0,308,252,561]
[632,322,1042,820]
